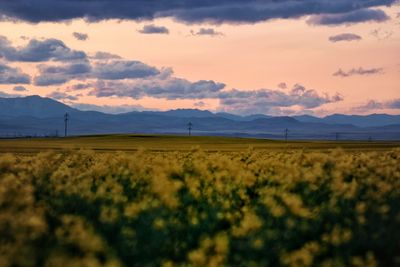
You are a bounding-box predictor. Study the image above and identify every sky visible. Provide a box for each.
[0,0,399,116]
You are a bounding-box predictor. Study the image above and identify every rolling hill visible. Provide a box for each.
[0,95,399,140]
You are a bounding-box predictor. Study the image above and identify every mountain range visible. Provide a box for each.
[0,95,399,140]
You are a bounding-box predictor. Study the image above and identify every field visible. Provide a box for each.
[0,134,399,153]
[1,135,400,267]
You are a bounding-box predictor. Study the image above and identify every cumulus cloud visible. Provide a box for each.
[34,63,91,86]
[0,0,395,25]
[91,51,122,60]
[0,36,86,62]
[33,59,160,86]
[308,8,389,26]
[333,67,384,77]
[277,82,287,89]
[329,33,362,43]
[85,77,341,114]
[89,77,226,100]
[352,99,400,113]
[93,60,160,80]
[67,83,93,91]
[47,91,79,101]
[73,32,89,41]
[217,84,343,114]
[0,62,31,84]
[13,85,28,92]
[138,24,169,34]
[191,28,223,36]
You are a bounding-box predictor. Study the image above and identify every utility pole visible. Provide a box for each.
[188,122,193,136]
[284,128,289,142]
[64,113,69,137]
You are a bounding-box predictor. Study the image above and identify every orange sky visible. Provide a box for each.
[0,5,399,116]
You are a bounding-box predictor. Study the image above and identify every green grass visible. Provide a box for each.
[0,134,399,153]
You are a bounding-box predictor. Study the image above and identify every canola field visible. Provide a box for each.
[1,136,400,267]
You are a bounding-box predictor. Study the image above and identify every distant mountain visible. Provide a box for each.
[215,113,272,121]
[0,96,399,140]
[294,113,400,127]
[0,95,77,118]
[323,114,400,127]
[293,115,323,123]
[146,109,215,118]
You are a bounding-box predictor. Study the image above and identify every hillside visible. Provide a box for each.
[0,96,399,140]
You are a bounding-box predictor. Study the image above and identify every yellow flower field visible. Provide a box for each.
[1,148,399,266]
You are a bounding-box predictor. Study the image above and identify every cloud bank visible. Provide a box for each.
[0,0,395,24]
[307,8,390,26]
[0,62,31,84]
[0,35,344,115]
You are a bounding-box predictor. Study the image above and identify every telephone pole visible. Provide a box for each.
[188,122,193,136]
[64,113,69,137]
[284,128,289,142]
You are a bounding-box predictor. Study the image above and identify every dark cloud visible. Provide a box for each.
[0,36,86,62]
[308,9,389,26]
[91,51,122,60]
[329,33,362,43]
[13,85,28,92]
[138,24,169,34]
[32,59,162,86]
[73,32,89,41]
[68,83,93,91]
[93,60,160,80]
[0,62,31,84]
[34,76,68,86]
[34,63,91,86]
[0,0,395,24]
[333,67,384,77]
[191,28,223,36]
[47,91,78,101]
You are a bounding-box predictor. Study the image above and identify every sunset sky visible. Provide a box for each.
[0,1,399,116]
